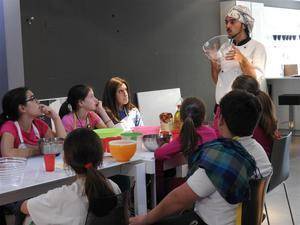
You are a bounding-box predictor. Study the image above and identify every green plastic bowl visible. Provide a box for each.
[121,132,143,141]
[93,128,123,139]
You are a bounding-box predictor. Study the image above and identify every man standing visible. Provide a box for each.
[211,5,266,105]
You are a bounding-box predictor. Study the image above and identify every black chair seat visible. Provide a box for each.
[85,191,129,225]
[278,94,300,105]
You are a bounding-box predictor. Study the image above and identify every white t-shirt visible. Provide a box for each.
[215,39,267,104]
[187,136,272,225]
[238,136,272,177]
[26,178,121,225]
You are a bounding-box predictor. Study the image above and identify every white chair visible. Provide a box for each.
[136,88,181,126]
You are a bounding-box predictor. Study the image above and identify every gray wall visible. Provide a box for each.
[20,0,220,119]
[2,0,300,117]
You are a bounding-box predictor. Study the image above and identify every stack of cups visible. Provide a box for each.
[42,141,55,172]
[39,138,64,172]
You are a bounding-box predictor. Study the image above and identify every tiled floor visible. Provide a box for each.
[262,135,300,225]
[5,136,300,225]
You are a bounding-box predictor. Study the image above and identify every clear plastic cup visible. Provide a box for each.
[0,157,27,186]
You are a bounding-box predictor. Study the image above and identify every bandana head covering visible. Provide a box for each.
[226,5,255,33]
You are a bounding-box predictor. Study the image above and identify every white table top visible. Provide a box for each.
[134,146,186,174]
[0,155,143,200]
[0,146,185,207]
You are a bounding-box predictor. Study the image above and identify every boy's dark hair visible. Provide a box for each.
[232,75,278,140]
[220,90,261,137]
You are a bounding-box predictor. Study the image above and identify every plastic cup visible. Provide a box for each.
[121,132,142,141]
[44,154,55,172]
[121,132,143,151]
[101,136,122,152]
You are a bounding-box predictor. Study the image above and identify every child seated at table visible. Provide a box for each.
[21,128,121,225]
[102,77,143,131]
[0,87,66,158]
[232,75,280,157]
[129,90,272,225]
[59,84,114,133]
[155,97,217,160]
[154,97,217,202]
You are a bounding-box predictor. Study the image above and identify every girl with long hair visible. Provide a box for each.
[102,77,143,130]
[155,97,217,160]
[21,128,121,225]
[59,84,114,133]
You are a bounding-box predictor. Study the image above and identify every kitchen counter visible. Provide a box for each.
[267,78,300,133]
[267,76,300,80]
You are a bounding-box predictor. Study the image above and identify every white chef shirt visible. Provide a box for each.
[215,39,267,104]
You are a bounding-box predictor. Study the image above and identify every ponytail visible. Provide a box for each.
[85,167,116,215]
[179,97,206,157]
[63,128,116,216]
[0,87,28,126]
[180,116,201,157]
[59,85,92,118]
[0,113,8,127]
[59,101,72,118]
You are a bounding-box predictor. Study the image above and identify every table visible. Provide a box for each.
[0,148,187,213]
[134,148,187,207]
[0,155,147,215]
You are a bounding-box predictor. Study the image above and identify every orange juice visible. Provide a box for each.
[109,140,137,162]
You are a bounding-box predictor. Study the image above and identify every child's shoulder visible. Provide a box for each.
[61,113,74,125]
[0,120,17,135]
[107,179,121,194]
[1,120,16,128]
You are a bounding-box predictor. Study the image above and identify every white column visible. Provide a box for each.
[0,0,25,106]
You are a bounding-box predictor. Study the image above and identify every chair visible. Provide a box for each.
[0,206,7,225]
[85,191,129,225]
[239,175,271,225]
[137,88,181,126]
[264,132,295,225]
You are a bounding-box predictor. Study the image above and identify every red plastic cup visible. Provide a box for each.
[44,154,55,172]
[101,136,122,152]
